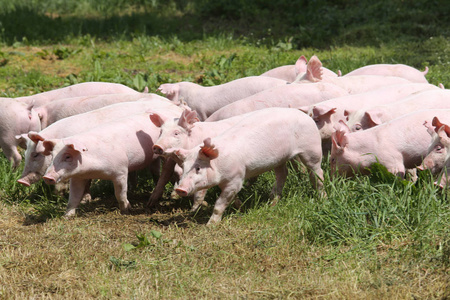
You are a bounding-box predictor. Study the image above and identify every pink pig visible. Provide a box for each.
[41,109,181,217]
[205,81,348,122]
[300,83,440,153]
[18,96,181,187]
[330,109,450,178]
[33,92,155,129]
[419,117,450,187]
[149,108,257,210]
[167,107,324,225]
[346,89,450,131]
[157,76,289,121]
[344,64,429,83]
[0,99,41,167]
[13,82,140,107]
[260,55,338,82]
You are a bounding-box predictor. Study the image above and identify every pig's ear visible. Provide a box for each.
[343,109,355,121]
[64,139,88,153]
[305,55,323,82]
[294,55,308,75]
[178,109,199,130]
[199,138,219,160]
[432,117,448,133]
[165,148,188,165]
[363,110,383,127]
[15,133,29,145]
[42,140,57,156]
[331,129,349,150]
[310,105,336,120]
[436,123,450,141]
[149,112,166,128]
[157,83,180,103]
[28,131,45,144]
[334,120,350,134]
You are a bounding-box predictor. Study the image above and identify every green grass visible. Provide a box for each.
[0,1,449,298]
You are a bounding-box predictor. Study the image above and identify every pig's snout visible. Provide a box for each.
[153,145,164,155]
[43,175,57,185]
[17,177,31,187]
[175,187,189,197]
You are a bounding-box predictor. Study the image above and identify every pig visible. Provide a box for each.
[33,92,156,129]
[205,81,348,122]
[293,56,412,94]
[167,107,324,225]
[13,82,140,107]
[0,99,41,167]
[149,108,260,209]
[346,89,450,131]
[156,76,289,121]
[260,55,339,82]
[17,96,181,188]
[418,117,450,187]
[41,109,181,217]
[300,83,440,153]
[330,109,450,178]
[344,64,429,83]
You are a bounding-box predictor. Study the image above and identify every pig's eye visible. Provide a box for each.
[354,124,362,131]
[195,166,200,173]
[32,152,39,158]
[64,153,73,162]
[436,145,443,152]
[174,130,180,136]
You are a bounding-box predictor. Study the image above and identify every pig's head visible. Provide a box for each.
[150,109,199,156]
[419,117,450,175]
[168,138,220,197]
[17,132,53,186]
[42,138,87,185]
[330,121,375,177]
[345,109,385,132]
[300,104,338,153]
[292,55,323,83]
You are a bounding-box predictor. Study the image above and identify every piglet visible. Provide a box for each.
[419,117,450,187]
[157,76,288,121]
[167,107,324,225]
[41,109,180,217]
[330,109,450,178]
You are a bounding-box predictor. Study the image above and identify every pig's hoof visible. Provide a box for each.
[63,210,77,219]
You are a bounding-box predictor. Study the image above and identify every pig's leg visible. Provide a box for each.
[148,156,161,183]
[112,173,131,214]
[191,189,208,212]
[148,158,176,207]
[81,179,92,203]
[207,180,243,225]
[65,178,91,217]
[2,144,22,169]
[297,153,324,191]
[270,164,288,206]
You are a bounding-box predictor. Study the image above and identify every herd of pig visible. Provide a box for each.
[2,55,449,225]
